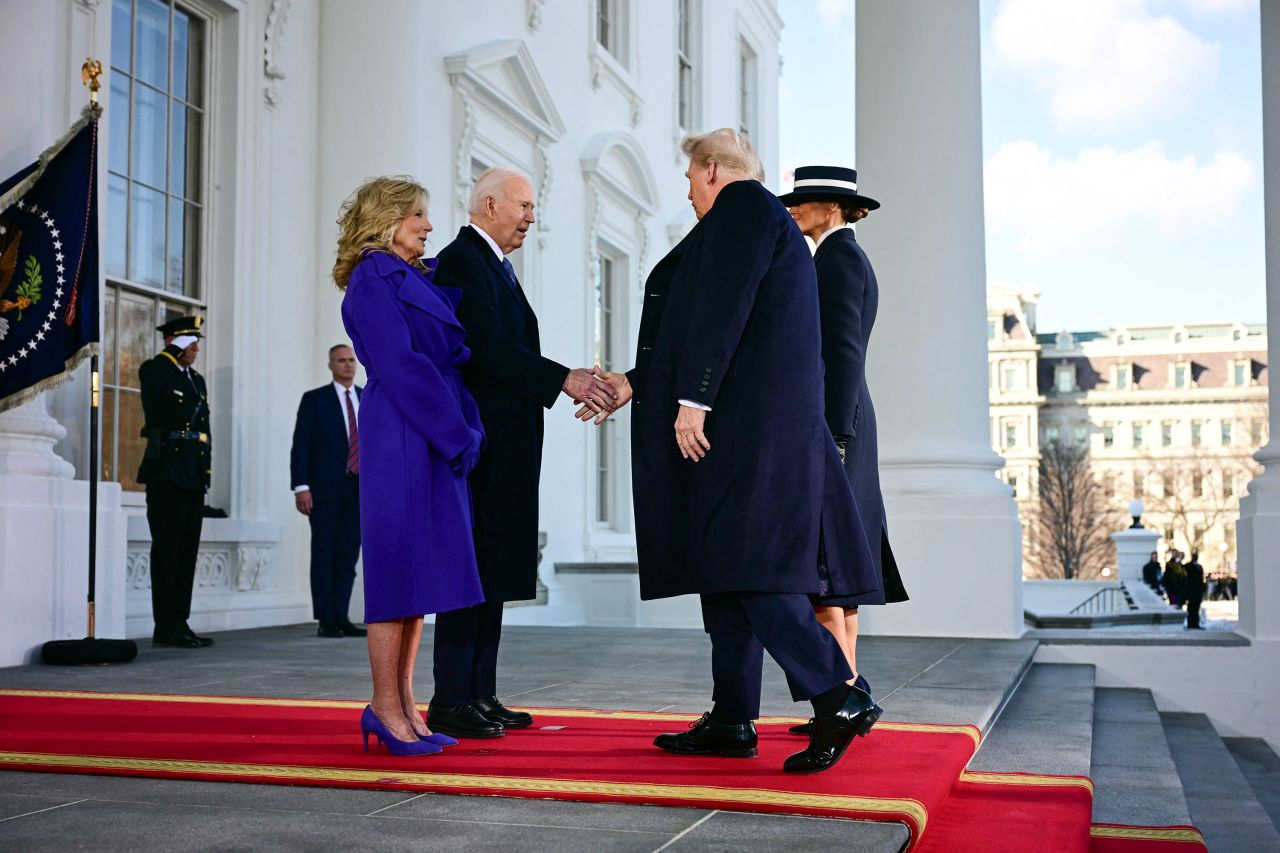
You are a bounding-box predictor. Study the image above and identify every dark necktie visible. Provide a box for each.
[501,257,519,291]
[344,389,360,476]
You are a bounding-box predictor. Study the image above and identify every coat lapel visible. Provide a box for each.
[813,226,854,265]
[458,226,539,339]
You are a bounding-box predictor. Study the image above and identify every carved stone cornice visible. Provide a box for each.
[263,0,292,108]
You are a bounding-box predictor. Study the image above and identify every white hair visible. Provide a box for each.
[468,167,528,217]
[681,129,765,182]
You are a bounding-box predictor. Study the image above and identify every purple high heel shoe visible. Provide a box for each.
[361,706,442,756]
[416,713,458,747]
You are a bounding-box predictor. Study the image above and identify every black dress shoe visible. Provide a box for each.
[474,695,532,729]
[427,703,505,739]
[783,686,881,774]
[153,631,202,648]
[317,622,343,638]
[180,625,214,647]
[654,713,758,758]
[789,675,872,736]
[337,620,368,637]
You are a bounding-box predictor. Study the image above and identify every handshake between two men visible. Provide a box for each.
[564,367,711,463]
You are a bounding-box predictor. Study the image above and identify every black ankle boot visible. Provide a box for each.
[783,685,881,774]
[654,712,758,758]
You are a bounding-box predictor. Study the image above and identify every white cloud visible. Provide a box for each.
[984,140,1254,258]
[1182,0,1255,12]
[991,0,1219,129]
[816,0,852,27]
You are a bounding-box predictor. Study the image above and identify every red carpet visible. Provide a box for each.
[0,689,1205,851]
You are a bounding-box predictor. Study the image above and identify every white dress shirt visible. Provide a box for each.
[814,224,850,250]
[470,222,505,261]
[293,381,359,493]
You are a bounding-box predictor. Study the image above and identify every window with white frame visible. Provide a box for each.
[1221,420,1233,446]
[592,248,628,528]
[1233,360,1249,387]
[1173,362,1190,389]
[1191,419,1203,447]
[1134,472,1145,499]
[1004,421,1017,449]
[1223,472,1235,498]
[1252,419,1265,446]
[1132,422,1144,448]
[1162,420,1174,447]
[105,0,208,492]
[1001,362,1020,391]
[596,0,630,67]
[1074,424,1088,447]
[1114,363,1131,390]
[1044,425,1059,446]
[675,0,697,131]
[738,37,757,140]
[1055,364,1075,394]
[1194,471,1206,497]
[1102,423,1114,448]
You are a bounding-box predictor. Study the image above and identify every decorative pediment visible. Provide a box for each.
[445,40,565,141]
[581,132,658,213]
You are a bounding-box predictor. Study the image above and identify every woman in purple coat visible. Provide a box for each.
[334,176,486,756]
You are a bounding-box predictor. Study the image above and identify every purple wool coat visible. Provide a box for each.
[340,251,485,622]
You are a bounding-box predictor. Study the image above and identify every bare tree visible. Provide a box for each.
[1028,440,1124,579]
[1141,446,1262,554]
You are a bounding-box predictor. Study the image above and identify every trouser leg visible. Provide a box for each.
[175,489,203,624]
[700,593,765,722]
[432,605,479,705]
[470,601,505,698]
[147,483,180,632]
[332,478,362,623]
[739,592,852,702]
[1187,595,1203,628]
[308,499,340,622]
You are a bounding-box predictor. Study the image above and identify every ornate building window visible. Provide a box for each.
[738,37,758,139]
[593,252,621,525]
[1221,420,1233,446]
[675,0,699,131]
[1223,472,1235,498]
[1004,421,1017,449]
[1162,420,1175,447]
[1055,363,1075,394]
[1173,362,1190,389]
[1044,425,1059,446]
[1193,472,1206,497]
[1233,360,1249,387]
[1191,420,1203,447]
[1074,424,1088,447]
[1114,363,1131,390]
[1132,422,1144,448]
[1102,423,1114,449]
[104,0,209,491]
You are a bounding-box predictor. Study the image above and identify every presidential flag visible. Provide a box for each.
[0,105,100,413]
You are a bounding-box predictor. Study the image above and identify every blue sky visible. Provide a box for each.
[777,0,1265,333]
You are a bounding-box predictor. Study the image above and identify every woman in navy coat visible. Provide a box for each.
[335,176,485,755]
[781,166,908,705]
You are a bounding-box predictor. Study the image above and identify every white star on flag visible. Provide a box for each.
[50,228,58,238]
[35,331,45,342]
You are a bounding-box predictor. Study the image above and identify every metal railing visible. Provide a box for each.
[1070,585,1136,615]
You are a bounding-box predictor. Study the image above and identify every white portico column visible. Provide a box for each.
[1237,1,1280,642]
[854,0,1023,637]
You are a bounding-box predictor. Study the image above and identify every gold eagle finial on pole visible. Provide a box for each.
[81,58,103,114]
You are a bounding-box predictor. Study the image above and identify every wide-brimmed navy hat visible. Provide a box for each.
[777,165,880,211]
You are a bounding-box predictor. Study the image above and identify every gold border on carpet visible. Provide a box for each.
[1089,824,1207,844]
[0,749,928,832]
[0,689,980,746]
[959,770,1095,795]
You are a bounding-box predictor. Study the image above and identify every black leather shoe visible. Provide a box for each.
[180,625,214,647]
[474,695,532,729]
[427,703,505,739]
[317,622,343,638]
[153,631,201,648]
[654,713,758,758]
[337,620,368,637]
[788,675,871,736]
[783,686,881,774]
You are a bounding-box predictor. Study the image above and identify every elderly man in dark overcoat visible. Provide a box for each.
[589,130,882,774]
[427,166,614,739]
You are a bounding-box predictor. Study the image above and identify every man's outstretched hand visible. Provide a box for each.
[576,366,633,424]
[563,367,619,413]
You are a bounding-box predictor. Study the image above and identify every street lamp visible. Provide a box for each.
[1127,499,1144,529]
[1218,540,1229,570]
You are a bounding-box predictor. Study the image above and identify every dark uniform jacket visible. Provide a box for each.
[628,180,878,600]
[290,384,363,498]
[814,228,907,603]
[433,225,568,602]
[136,346,211,493]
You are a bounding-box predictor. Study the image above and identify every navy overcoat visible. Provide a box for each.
[815,228,908,604]
[628,180,878,600]
[340,251,485,621]
[434,226,569,602]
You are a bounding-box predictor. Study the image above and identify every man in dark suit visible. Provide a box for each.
[589,130,880,774]
[138,315,215,648]
[1184,550,1206,629]
[426,166,614,739]
[290,344,367,638]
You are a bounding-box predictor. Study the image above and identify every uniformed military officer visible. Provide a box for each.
[138,315,215,648]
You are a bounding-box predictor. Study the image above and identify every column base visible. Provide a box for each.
[0,475,127,666]
[1237,488,1280,641]
[858,493,1024,638]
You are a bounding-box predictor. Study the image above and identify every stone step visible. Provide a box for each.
[1089,688,1190,827]
[967,663,1095,778]
[1223,737,1280,837]
[1161,713,1280,852]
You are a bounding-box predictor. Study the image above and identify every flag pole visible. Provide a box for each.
[41,58,136,665]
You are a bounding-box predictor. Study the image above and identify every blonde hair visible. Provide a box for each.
[333,175,428,291]
[681,128,765,182]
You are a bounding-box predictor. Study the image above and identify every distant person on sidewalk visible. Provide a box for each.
[1142,551,1162,593]
[1184,551,1206,630]
[290,344,367,639]
[1163,551,1186,607]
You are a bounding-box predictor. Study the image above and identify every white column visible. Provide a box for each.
[1237,0,1280,641]
[854,0,1023,637]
